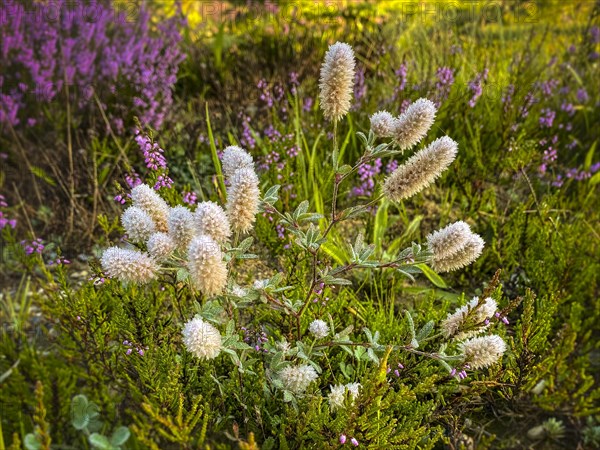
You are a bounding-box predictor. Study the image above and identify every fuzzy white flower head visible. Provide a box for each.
[121,206,156,243]
[182,317,222,360]
[226,167,260,233]
[309,319,330,339]
[229,285,248,298]
[345,382,361,401]
[279,364,318,394]
[328,384,346,411]
[430,233,484,273]
[460,334,506,369]
[146,232,175,261]
[328,383,361,411]
[168,206,195,250]
[187,235,228,297]
[392,98,437,150]
[370,111,395,138]
[276,339,291,353]
[319,42,356,122]
[383,136,458,202]
[100,247,158,284]
[441,296,497,339]
[427,221,473,261]
[221,146,254,179]
[253,279,269,290]
[131,184,169,231]
[194,201,231,243]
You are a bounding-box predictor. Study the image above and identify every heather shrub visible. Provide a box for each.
[0,0,184,130]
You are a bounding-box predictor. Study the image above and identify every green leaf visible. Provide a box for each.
[71,394,92,430]
[416,321,435,342]
[206,103,227,200]
[30,165,56,186]
[584,140,597,170]
[110,427,130,446]
[89,433,114,450]
[415,264,448,289]
[405,311,418,348]
[176,268,189,282]
[24,434,42,450]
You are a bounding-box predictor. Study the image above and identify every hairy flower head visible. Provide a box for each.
[168,206,195,250]
[187,235,228,296]
[279,364,318,394]
[370,111,395,138]
[182,317,222,360]
[194,201,231,243]
[146,232,175,261]
[309,319,330,339]
[392,98,437,150]
[430,233,484,273]
[100,247,158,284]
[441,296,497,339]
[131,184,169,231]
[319,42,356,122]
[226,167,260,233]
[427,221,473,260]
[383,136,458,201]
[328,383,361,411]
[221,146,254,179]
[460,334,506,369]
[121,206,156,243]
[328,384,346,411]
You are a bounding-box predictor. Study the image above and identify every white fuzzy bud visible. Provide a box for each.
[309,319,330,339]
[430,233,484,273]
[441,296,497,339]
[460,334,507,369]
[383,136,458,201]
[131,184,169,232]
[427,221,473,260]
[328,383,361,411]
[319,42,356,122]
[182,317,222,360]
[392,98,437,150]
[187,235,228,297]
[370,111,395,138]
[194,201,231,243]
[121,206,156,243]
[226,167,260,233]
[221,146,254,179]
[168,206,195,250]
[279,364,318,394]
[147,232,175,261]
[100,247,158,284]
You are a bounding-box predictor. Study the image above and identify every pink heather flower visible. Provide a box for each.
[350,437,359,446]
[182,191,197,205]
[340,435,347,444]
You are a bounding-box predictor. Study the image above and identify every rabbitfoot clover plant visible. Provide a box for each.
[97,42,519,443]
